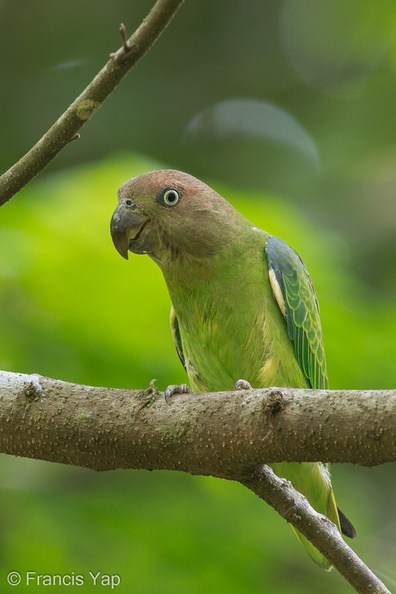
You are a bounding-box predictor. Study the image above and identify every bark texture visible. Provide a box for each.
[0,370,392,593]
[0,371,394,474]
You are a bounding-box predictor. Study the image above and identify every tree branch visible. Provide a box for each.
[0,370,392,592]
[243,466,391,594]
[0,0,185,206]
[0,371,394,473]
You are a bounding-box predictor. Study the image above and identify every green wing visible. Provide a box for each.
[265,236,328,389]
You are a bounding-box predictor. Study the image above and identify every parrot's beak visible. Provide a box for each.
[110,199,149,259]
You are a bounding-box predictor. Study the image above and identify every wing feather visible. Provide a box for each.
[265,236,328,389]
[170,306,186,370]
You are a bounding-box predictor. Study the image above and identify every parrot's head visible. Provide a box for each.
[110,169,246,265]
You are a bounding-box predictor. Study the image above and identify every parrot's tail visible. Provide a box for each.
[290,526,333,570]
[271,462,356,570]
[338,506,357,540]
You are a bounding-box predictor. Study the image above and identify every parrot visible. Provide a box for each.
[110,169,356,569]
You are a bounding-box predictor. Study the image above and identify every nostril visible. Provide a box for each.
[124,198,133,207]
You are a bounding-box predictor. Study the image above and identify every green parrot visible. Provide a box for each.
[110,169,356,569]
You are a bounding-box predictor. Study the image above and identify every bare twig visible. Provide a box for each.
[119,23,129,52]
[0,0,185,206]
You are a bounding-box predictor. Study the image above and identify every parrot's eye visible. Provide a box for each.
[160,187,181,207]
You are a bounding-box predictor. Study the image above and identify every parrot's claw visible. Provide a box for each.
[164,383,191,402]
[234,379,253,391]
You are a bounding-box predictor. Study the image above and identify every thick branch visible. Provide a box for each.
[0,371,394,474]
[0,0,185,206]
[0,370,392,592]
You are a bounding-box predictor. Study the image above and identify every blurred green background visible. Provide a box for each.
[1,1,396,592]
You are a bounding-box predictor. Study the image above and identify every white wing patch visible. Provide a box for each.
[269,268,286,317]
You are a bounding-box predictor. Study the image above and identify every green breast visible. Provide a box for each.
[165,233,309,392]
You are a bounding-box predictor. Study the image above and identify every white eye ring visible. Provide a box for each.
[162,188,181,206]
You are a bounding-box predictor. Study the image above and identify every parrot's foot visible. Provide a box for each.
[164,383,191,402]
[234,379,253,391]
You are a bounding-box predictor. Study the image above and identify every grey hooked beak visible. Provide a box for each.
[110,198,148,259]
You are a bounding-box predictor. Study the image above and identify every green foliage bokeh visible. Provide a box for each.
[0,155,395,593]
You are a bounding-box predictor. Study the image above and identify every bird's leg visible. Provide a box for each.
[234,379,253,390]
[164,383,191,402]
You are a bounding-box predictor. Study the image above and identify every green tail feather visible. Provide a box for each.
[290,527,333,570]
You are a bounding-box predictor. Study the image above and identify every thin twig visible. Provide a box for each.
[119,23,129,52]
[0,0,185,206]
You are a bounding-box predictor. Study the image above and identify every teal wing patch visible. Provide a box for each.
[265,236,328,389]
[170,306,186,370]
